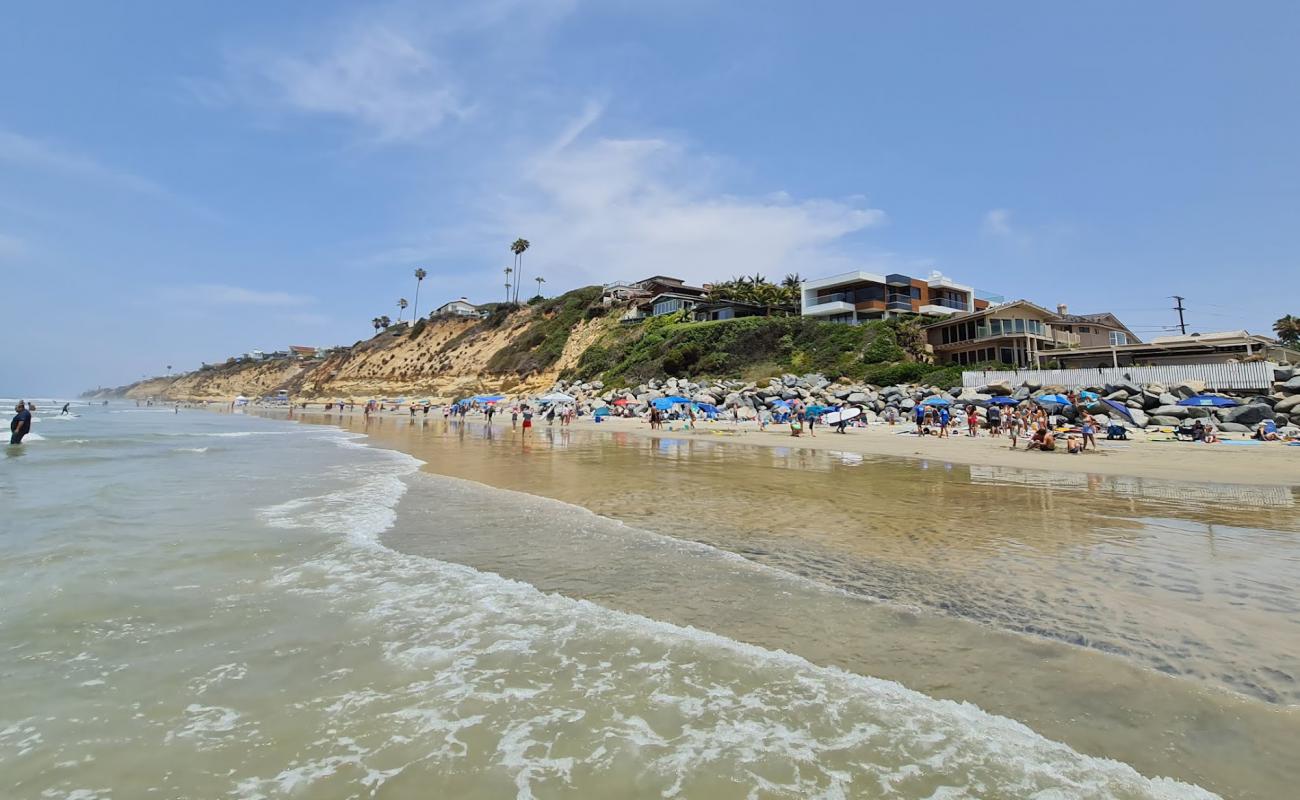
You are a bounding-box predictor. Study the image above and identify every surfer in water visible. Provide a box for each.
[11,401,32,444]
[60,403,71,416]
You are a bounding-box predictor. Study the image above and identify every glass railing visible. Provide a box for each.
[924,297,970,311]
[812,292,852,305]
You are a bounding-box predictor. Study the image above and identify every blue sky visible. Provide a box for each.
[4,1,1298,394]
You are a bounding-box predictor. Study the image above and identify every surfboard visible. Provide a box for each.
[820,407,862,425]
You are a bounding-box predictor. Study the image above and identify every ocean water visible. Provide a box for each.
[0,403,1229,797]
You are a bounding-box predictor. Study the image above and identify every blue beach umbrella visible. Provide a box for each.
[1102,399,1136,423]
[804,404,833,415]
[770,399,792,409]
[986,396,1020,406]
[1034,394,1072,407]
[1176,394,1238,408]
[692,402,720,415]
[1078,390,1100,400]
[921,396,951,406]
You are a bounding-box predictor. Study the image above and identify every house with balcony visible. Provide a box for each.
[620,275,711,321]
[800,270,986,324]
[434,298,487,318]
[691,298,796,322]
[1049,330,1300,368]
[924,300,1082,367]
[1049,305,1141,348]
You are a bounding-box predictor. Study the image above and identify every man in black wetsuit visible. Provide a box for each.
[10,401,32,444]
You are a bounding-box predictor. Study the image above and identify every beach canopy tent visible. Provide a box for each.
[920,396,951,406]
[1177,394,1238,408]
[1034,394,1072,407]
[593,406,611,417]
[804,404,833,415]
[475,394,505,404]
[769,399,792,409]
[538,392,576,403]
[650,396,692,410]
[1102,398,1136,423]
[985,396,1020,406]
[693,402,720,415]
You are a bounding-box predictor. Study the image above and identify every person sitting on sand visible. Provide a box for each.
[1066,432,1083,454]
[1253,420,1280,441]
[1025,427,1056,451]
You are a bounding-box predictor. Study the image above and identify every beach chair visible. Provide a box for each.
[1105,423,1128,441]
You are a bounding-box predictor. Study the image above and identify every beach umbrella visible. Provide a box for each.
[693,402,720,414]
[1102,398,1135,423]
[612,398,629,406]
[593,406,611,417]
[663,395,691,404]
[986,396,1019,406]
[1034,394,1072,407]
[1177,394,1238,408]
[770,399,792,409]
[1078,390,1100,400]
[920,396,951,406]
[805,404,833,415]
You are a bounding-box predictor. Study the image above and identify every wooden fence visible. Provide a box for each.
[961,362,1276,391]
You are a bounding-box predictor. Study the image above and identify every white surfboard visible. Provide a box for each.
[820,407,862,425]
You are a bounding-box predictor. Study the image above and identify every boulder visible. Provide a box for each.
[1023,380,1042,392]
[1281,376,1300,393]
[1218,422,1251,434]
[1149,415,1181,427]
[983,380,1013,396]
[1273,366,1295,383]
[1275,394,1300,414]
[1223,404,1274,426]
[1174,379,1206,399]
[693,393,717,404]
[846,391,868,404]
[1159,392,1180,406]
[1126,408,1150,428]
[900,398,916,411]
[1013,387,1031,401]
[1105,390,1130,402]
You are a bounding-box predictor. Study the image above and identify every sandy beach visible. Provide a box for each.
[265,404,1300,486]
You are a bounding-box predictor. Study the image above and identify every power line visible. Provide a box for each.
[1171,295,1187,335]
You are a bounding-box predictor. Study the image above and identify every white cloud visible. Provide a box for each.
[481,109,886,286]
[982,208,1014,237]
[161,284,315,307]
[208,23,468,142]
[0,128,170,196]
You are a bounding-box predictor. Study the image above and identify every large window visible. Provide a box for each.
[1110,331,1128,345]
[1014,318,1026,333]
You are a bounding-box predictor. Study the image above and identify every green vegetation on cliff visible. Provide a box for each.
[568,313,967,387]
[486,286,607,374]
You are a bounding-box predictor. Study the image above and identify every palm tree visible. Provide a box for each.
[397,298,408,322]
[534,275,545,299]
[1274,314,1300,346]
[379,315,392,329]
[510,238,530,303]
[372,317,383,333]
[412,268,427,318]
[504,265,513,303]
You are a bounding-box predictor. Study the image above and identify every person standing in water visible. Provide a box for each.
[10,401,32,444]
[60,403,71,415]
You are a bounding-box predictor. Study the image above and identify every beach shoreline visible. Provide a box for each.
[250,404,1300,487]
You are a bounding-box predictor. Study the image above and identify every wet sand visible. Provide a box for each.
[249,407,1300,799]
[270,404,1300,486]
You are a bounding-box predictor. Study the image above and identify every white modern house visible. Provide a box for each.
[434,298,487,318]
[800,270,982,324]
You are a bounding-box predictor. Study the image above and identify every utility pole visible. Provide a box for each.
[1171,295,1187,335]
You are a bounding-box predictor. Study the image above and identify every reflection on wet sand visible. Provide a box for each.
[276,411,1300,799]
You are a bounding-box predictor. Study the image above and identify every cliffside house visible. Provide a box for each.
[1048,330,1300,368]
[289,345,320,359]
[620,275,710,321]
[1049,305,1142,348]
[800,270,988,324]
[923,300,1083,367]
[691,299,796,322]
[434,298,487,318]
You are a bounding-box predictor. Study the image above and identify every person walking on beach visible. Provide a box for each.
[938,406,950,438]
[966,405,979,437]
[10,401,32,444]
[521,404,533,433]
[510,405,519,428]
[486,404,496,424]
[1081,412,1098,451]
